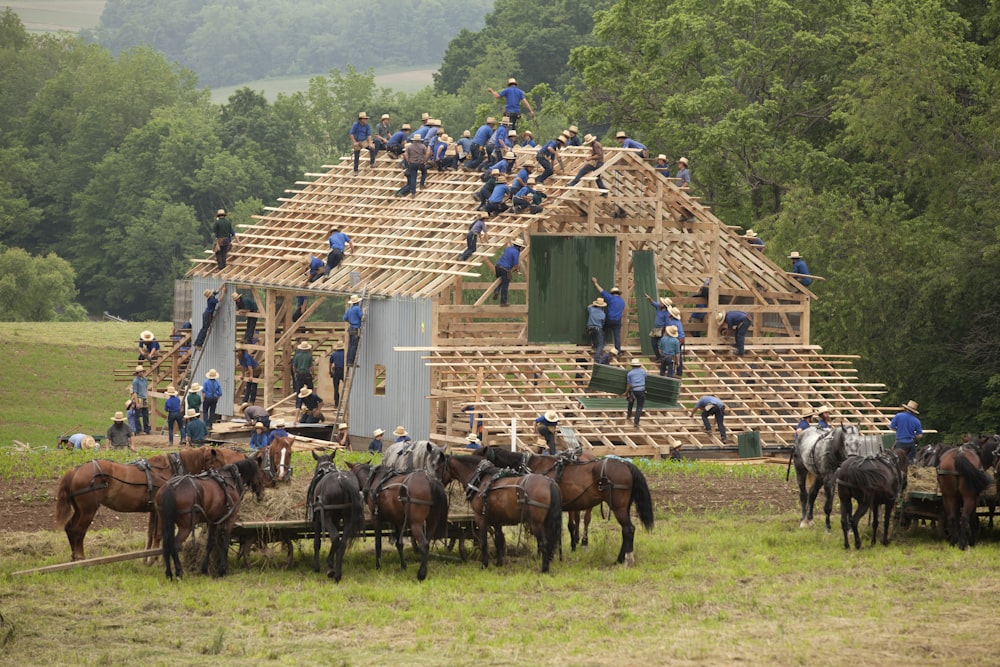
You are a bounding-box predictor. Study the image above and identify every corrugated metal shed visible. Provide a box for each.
[189,277,236,419]
[347,297,433,440]
[528,236,616,344]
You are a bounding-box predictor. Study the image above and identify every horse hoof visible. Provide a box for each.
[623,552,636,568]
[799,520,809,529]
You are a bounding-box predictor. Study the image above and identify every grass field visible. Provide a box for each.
[208,66,437,104]
[5,0,105,32]
[0,322,172,449]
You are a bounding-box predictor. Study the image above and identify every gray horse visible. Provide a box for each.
[382,440,447,481]
[793,425,850,530]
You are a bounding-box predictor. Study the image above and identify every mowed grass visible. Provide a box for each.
[209,66,437,103]
[6,0,105,32]
[2,508,998,666]
[0,322,172,449]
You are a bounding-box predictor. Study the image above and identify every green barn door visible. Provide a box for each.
[528,236,616,344]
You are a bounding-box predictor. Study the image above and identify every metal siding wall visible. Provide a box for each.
[528,236,617,344]
[348,298,432,441]
[189,278,237,419]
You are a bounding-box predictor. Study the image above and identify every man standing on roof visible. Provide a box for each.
[232,290,259,343]
[349,112,376,172]
[292,341,315,408]
[465,117,496,171]
[131,365,150,435]
[890,400,923,462]
[344,294,364,366]
[488,78,535,131]
[329,340,345,407]
[587,297,607,358]
[324,228,354,276]
[689,395,727,443]
[658,325,682,378]
[213,208,235,271]
[615,131,649,158]
[535,134,566,184]
[644,293,673,361]
[666,305,686,377]
[717,310,752,356]
[492,238,524,307]
[591,277,625,354]
[788,251,813,287]
[625,359,647,427]
[195,285,225,347]
[655,154,671,178]
[395,135,429,197]
[567,134,608,193]
[458,218,488,261]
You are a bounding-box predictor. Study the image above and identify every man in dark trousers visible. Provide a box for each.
[292,341,314,408]
[232,290,259,344]
[625,359,647,427]
[213,208,235,270]
[195,286,225,347]
[329,340,346,407]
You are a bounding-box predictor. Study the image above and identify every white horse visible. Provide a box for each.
[794,425,850,530]
[382,440,447,481]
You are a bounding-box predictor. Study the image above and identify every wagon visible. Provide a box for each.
[897,466,997,534]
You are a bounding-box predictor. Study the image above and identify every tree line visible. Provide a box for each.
[2,0,1000,433]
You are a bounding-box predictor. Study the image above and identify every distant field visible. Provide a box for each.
[6,0,105,32]
[209,67,437,103]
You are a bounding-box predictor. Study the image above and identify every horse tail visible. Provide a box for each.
[159,486,179,564]
[955,451,993,497]
[54,468,77,529]
[428,478,450,540]
[627,462,655,531]
[342,475,366,546]
[542,480,563,563]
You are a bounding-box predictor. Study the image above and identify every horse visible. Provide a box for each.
[258,436,295,485]
[156,457,266,580]
[382,440,448,481]
[307,451,364,582]
[837,449,909,549]
[793,425,850,531]
[480,447,654,565]
[937,445,994,549]
[444,455,562,573]
[348,462,449,581]
[54,447,238,561]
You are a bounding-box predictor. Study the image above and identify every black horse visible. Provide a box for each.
[837,449,908,549]
[307,451,364,582]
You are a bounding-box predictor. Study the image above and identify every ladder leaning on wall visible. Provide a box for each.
[330,288,368,432]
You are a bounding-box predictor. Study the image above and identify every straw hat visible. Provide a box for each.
[463,129,471,138]
[348,294,362,304]
[357,112,368,119]
[231,292,241,300]
[665,325,679,337]
[253,422,265,431]
[507,77,518,85]
[817,406,832,415]
[188,383,202,393]
[111,411,126,422]
[184,408,200,419]
[421,113,430,121]
[272,419,286,428]
[393,426,408,437]
[429,118,440,126]
[568,125,579,134]
[524,130,533,137]
[609,286,622,294]
[657,154,667,161]
[338,423,348,430]
[380,113,390,120]
[411,134,423,141]
[135,365,145,373]
[140,330,155,342]
[206,368,219,379]
[608,348,619,356]
[902,400,919,415]
[508,130,517,137]
[495,174,507,183]
[744,229,758,239]
[512,238,525,247]
[501,116,510,125]
[165,386,178,396]
[489,168,500,176]
[240,402,250,410]
[486,116,496,125]
[203,288,214,297]
[401,123,411,131]
[630,359,643,367]
[592,297,607,308]
[557,134,568,144]
[81,435,97,450]
[788,251,802,260]
[333,340,345,350]
[527,176,537,185]
[668,306,681,319]
[373,428,385,438]
[658,296,673,308]
[677,157,688,165]
[583,134,596,145]
[715,312,726,324]
[467,433,480,443]
[216,209,227,217]
[615,131,627,140]
[503,150,515,159]
[297,341,312,351]
[543,410,558,422]
[297,387,313,399]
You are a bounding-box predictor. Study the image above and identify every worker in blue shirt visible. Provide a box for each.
[137,330,160,362]
[788,251,813,287]
[164,386,184,446]
[329,340,345,407]
[744,230,765,252]
[615,131,649,158]
[325,228,354,276]
[591,277,626,353]
[343,294,364,365]
[520,130,537,148]
[565,125,581,147]
[644,293,673,360]
[465,117,496,171]
[717,310,753,356]
[492,238,524,306]
[458,218,488,261]
[625,359,647,427]
[536,134,566,184]
[349,112,376,172]
[387,123,410,157]
[476,169,501,210]
[248,422,269,450]
[266,418,289,445]
[794,411,814,444]
[486,152,514,175]
[689,395,727,442]
[487,78,535,131]
[369,428,385,453]
[238,349,260,404]
[195,285,226,347]
[655,154,671,178]
[666,305,686,377]
[890,400,923,462]
[816,406,832,429]
[534,410,559,455]
[511,164,533,192]
[131,365,150,435]
[306,256,325,283]
[512,178,540,214]
[658,325,682,378]
[586,297,607,358]
[457,129,474,164]
[484,174,511,217]
[410,113,431,140]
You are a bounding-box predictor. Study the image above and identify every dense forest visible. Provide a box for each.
[84,0,494,87]
[2,0,1000,433]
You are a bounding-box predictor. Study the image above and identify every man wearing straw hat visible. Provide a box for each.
[587,296,608,358]
[614,131,649,158]
[565,125,582,147]
[717,309,752,357]
[535,133,566,184]
[130,365,150,435]
[369,428,385,453]
[344,294,365,366]
[186,382,202,420]
[492,238,524,307]
[212,208,235,270]
[534,410,559,455]
[195,285,225,347]
[674,157,691,189]
[815,406,833,430]
[164,386,184,446]
[458,218,488,262]
[465,433,482,450]
[329,340,346,407]
[643,292,673,361]
[267,418,289,446]
[249,422,269,451]
[232,290,259,343]
[106,411,136,451]
[788,251,813,287]
[387,122,411,158]
[465,116,496,171]
[334,423,350,448]
[374,113,392,153]
[237,347,260,405]
[487,77,534,131]
[666,305,686,377]
[324,227,354,276]
[201,368,223,428]
[349,111,376,172]
[655,154,671,179]
[392,425,411,443]
[744,229,765,252]
[566,134,608,193]
[625,359,647,427]
[184,408,208,447]
[890,400,923,462]
[689,395,727,443]
[292,341,315,408]
[137,330,160,362]
[395,134,429,197]
[658,325,681,378]
[297,387,324,424]
[591,277,625,354]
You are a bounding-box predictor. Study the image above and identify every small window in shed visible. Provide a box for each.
[374,364,386,396]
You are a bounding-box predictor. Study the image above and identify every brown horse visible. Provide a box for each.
[444,455,562,573]
[836,450,908,549]
[480,447,654,566]
[348,462,449,581]
[938,445,993,549]
[54,447,238,561]
[257,436,295,485]
[156,457,266,579]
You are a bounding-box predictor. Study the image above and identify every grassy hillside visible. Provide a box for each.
[0,322,171,448]
[209,66,437,103]
[6,0,105,32]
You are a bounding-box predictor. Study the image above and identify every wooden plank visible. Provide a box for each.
[13,548,163,576]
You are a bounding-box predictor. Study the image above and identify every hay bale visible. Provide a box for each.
[907,466,940,495]
[239,474,312,523]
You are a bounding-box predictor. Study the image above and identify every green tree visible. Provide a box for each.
[0,245,86,321]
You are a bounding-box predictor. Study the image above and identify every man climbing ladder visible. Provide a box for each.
[333,292,366,426]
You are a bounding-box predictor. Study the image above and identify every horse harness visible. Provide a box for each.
[261,445,292,483]
[466,460,551,518]
[367,469,434,519]
[168,468,245,526]
[311,468,359,525]
[73,458,167,509]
